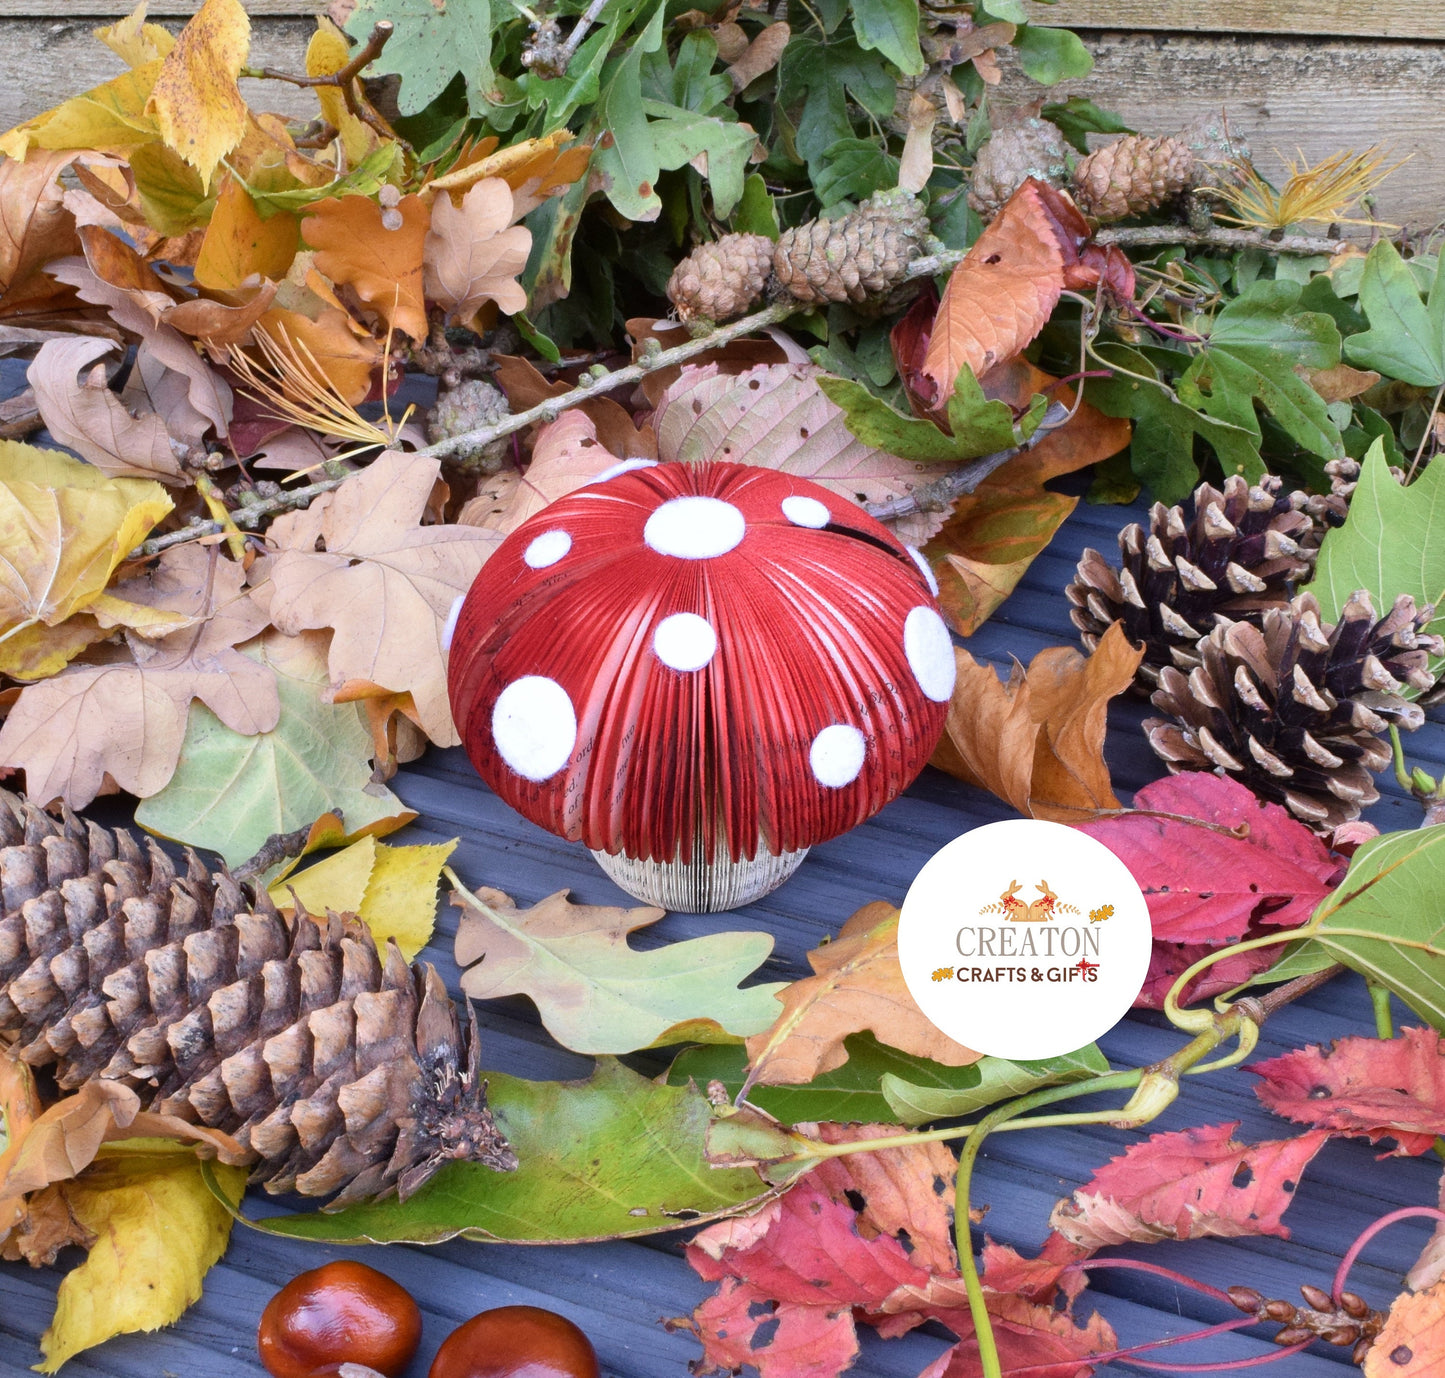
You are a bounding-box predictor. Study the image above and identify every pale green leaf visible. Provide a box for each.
[881,1043,1110,1124]
[850,0,925,76]
[1344,240,1445,388]
[344,0,495,117]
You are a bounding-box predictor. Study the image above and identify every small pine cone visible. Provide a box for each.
[968,118,1071,219]
[428,378,511,472]
[1145,591,1442,830]
[772,191,930,306]
[1073,135,1196,222]
[1066,474,1314,691]
[0,791,516,1205]
[667,233,774,324]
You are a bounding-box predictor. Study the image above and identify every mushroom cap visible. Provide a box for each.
[447,461,955,864]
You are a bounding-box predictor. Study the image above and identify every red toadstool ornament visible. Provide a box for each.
[446,461,954,911]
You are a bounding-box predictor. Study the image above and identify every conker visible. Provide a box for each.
[428,1305,600,1378]
[258,1260,423,1378]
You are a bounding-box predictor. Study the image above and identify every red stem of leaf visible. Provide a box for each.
[1066,1256,1238,1307]
[1007,1317,1300,1376]
[1332,1205,1445,1300]
[1121,298,1205,344]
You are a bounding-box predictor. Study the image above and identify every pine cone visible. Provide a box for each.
[1066,475,1314,691]
[771,191,930,306]
[968,118,1071,220]
[427,378,511,473]
[1145,591,1442,829]
[667,233,775,324]
[1072,135,1196,222]
[0,791,516,1205]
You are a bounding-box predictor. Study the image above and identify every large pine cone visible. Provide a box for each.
[1066,474,1314,691]
[0,791,516,1205]
[1073,134,1195,222]
[771,190,930,305]
[1145,592,1441,829]
[968,117,1071,220]
[667,233,775,325]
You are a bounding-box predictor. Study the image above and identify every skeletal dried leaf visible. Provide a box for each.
[423,178,531,326]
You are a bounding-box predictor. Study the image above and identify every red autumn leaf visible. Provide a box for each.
[919,1295,1115,1378]
[1049,1121,1330,1251]
[1134,933,1288,1012]
[891,282,939,414]
[1249,1026,1445,1157]
[980,1235,1090,1304]
[685,1276,858,1378]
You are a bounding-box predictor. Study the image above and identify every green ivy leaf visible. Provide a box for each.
[1345,240,1445,388]
[1013,24,1093,84]
[1042,96,1131,154]
[1310,437,1445,677]
[733,172,780,238]
[813,137,899,209]
[344,0,496,117]
[778,30,895,178]
[1310,826,1445,1030]
[849,0,925,76]
[261,1059,774,1244]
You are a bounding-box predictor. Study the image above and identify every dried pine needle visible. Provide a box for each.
[1212,145,1409,230]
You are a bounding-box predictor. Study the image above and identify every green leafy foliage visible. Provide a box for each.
[849,0,925,75]
[345,0,498,117]
[1014,24,1093,84]
[777,30,897,181]
[881,1043,1111,1124]
[1345,240,1445,387]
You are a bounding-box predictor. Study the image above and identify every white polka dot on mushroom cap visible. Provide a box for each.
[810,724,866,787]
[904,606,956,702]
[781,495,830,528]
[441,593,466,653]
[907,546,940,597]
[644,496,746,559]
[653,612,718,671]
[524,529,572,569]
[589,458,659,485]
[492,675,578,781]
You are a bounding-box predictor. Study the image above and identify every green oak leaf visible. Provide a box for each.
[344,0,497,117]
[135,632,410,869]
[451,877,786,1055]
[1310,826,1445,1030]
[778,30,896,178]
[261,1058,774,1244]
[1344,240,1445,388]
[1310,437,1445,677]
[849,0,925,76]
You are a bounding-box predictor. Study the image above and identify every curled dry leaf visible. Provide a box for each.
[453,880,784,1055]
[259,450,499,744]
[0,1048,41,1240]
[1048,1121,1330,1251]
[726,21,790,92]
[427,129,593,218]
[28,335,185,482]
[1249,1026,1445,1156]
[423,177,531,325]
[0,150,79,315]
[931,621,1142,822]
[0,543,276,808]
[743,901,980,1092]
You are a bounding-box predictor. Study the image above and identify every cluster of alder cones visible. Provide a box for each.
[666,189,931,324]
[1067,465,1441,831]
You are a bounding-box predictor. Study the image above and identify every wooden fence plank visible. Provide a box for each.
[1001,34,1445,228]
[1030,0,1445,40]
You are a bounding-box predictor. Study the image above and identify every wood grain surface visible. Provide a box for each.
[1031,0,1445,40]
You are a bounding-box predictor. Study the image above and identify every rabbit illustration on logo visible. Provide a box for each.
[979,879,1081,921]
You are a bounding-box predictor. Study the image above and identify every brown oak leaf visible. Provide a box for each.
[301,192,429,342]
[742,901,980,1092]
[423,178,531,326]
[0,150,79,316]
[259,450,499,745]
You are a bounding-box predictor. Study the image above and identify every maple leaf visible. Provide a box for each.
[1248,1026,1445,1156]
[453,879,785,1055]
[258,450,499,745]
[931,623,1142,822]
[423,178,532,326]
[301,192,430,342]
[145,0,251,190]
[0,544,276,808]
[743,901,981,1091]
[921,180,1084,404]
[1364,1280,1445,1378]
[1049,1121,1330,1250]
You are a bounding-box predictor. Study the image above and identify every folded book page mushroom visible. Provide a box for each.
[446,461,955,912]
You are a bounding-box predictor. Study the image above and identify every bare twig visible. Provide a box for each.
[246,21,395,141]
[131,475,352,558]
[1095,224,1347,256]
[557,0,611,71]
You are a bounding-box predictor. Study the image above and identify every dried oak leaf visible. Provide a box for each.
[921,180,1085,404]
[1248,1026,1445,1157]
[301,192,429,343]
[492,354,657,459]
[1364,1281,1445,1378]
[0,150,79,316]
[0,544,277,808]
[1049,1121,1330,1251]
[423,177,531,326]
[1078,774,1344,1008]
[255,302,381,407]
[28,335,185,482]
[743,901,980,1090]
[259,450,499,745]
[931,622,1142,822]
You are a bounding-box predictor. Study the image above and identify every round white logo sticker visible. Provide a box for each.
[898,819,1151,1060]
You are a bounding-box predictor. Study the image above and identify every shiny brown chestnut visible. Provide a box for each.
[258,1260,423,1378]
[427,1305,600,1378]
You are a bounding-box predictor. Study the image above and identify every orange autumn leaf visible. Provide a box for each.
[193,174,297,290]
[1365,1282,1445,1378]
[932,622,1143,821]
[300,192,429,342]
[922,180,1075,402]
[255,304,380,405]
[429,129,594,218]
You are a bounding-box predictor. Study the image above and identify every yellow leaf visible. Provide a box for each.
[0,1047,41,1239]
[0,616,109,683]
[305,19,377,166]
[269,834,375,915]
[94,2,176,67]
[0,441,172,641]
[146,0,251,192]
[36,1140,246,1373]
[194,175,298,289]
[0,63,161,162]
[429,130,593,218]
